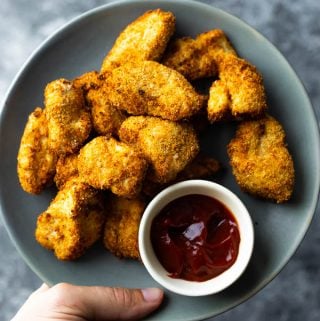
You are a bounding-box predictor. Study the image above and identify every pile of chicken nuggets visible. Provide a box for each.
[17,9,295,261]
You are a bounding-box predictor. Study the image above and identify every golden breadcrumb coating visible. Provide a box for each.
[103,195,145,259]
[104,61,205,121]
[17,107,57,194]
[119,116,199,183]
[87,86,127,137]
[142,153,221,197]
[227,115,295,203]
[54,153,79,190]
[78,136,148,198]
[101,9,175,72]
[73,71,126,137]
[35,178,106,260]
[73,71,102,94]
[162,29,236,80]
[208,53,268,122]
[207,80,230,120]
[44,78,92,154]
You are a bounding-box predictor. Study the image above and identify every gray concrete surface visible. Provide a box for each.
[0,0,319,320]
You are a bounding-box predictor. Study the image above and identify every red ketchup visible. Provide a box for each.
[151,194,240,282]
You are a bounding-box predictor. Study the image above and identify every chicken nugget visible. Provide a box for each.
[119,116,199,184]
[44,78,92,154]
[35,178,106,260]
[208,54,267,122]
[142,153,221,197]
[54,153,79,189]
[73,72,126,137]
[104,61,205,121]
[103,195,145,259]
[101,9,175,72]
[17,107,57,194]
[162,29,236,80]
[78,136,147,198]
[73,71,102,94]
[227,115,295,203]
[87,86,127,137]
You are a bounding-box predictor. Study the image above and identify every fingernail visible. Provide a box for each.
[141,288,163,302]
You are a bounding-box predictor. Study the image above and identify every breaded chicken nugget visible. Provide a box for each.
[100,9,175,73]
[119,116,199,183]
[208,54,267,122]
[73,71,102,94]
[103,195,145,259]
[227,115,295,203]
[35,178,106,260]
[54,153,79,189]
[78,136,147,198]
[104,61,205,121]
[44,78,92,154]
[17,107,57,194]
[87,86,127,137]
[73,72,126,137]
[162,29,236,80]
[143,153,221,197]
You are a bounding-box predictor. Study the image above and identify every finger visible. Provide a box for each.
[49,283,163,320]
[38,283,50,292]
[78,286,163,320]
[28,283,49,299]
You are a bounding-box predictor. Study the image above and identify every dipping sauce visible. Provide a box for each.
[151,194,240,282]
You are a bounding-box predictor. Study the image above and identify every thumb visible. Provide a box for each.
[50,283,164,320]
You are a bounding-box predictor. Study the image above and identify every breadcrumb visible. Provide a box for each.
[17,107,57,194]
[103,195,145,259]
[227,115,295,203]
[119,116,199,183]
[104,61,205,121]
[35,178,106,260]
[87,86,127,137]
[78,136,148,198]
[44,78,92,154]
[101,9,175,72]
[54,153,79,190]
[162,29,236,80]
[208,54,267,122]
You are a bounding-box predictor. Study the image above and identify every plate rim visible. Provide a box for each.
[0,0,319,320]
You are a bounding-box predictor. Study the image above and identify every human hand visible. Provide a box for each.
[12,283,164,321]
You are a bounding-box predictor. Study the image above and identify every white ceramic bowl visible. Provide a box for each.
[139,179,254,296]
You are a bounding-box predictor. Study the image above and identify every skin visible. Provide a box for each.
[12,283,164,321]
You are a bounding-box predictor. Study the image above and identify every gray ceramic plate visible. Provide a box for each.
[0,0,319,320]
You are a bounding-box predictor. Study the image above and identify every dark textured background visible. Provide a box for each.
[0,0,319,320]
